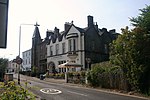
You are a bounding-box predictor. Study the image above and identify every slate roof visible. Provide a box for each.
[47,23,85,44]
[46,21,120,45]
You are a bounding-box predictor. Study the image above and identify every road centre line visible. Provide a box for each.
[67,90,87,96]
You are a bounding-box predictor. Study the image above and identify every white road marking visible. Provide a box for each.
[40,88,62,94]
[67,90,87,96]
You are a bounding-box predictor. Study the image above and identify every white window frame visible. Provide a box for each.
[56,44,59,55]
[62,42,65,53]
[50,46,53,56]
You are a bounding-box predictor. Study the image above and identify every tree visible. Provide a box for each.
[130,5,150,94]
[110,27,143,91]
[130,5,150,32]
[0,58,8,81]
[110,5,150,94]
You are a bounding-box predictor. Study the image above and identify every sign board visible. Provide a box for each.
[0,0,9,48]
[16,56,23,64]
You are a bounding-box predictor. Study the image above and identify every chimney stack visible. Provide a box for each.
[87,15,94,27]
[54,27,59,34]
[64,22,71,31]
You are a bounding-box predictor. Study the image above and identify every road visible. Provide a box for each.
[14,74,148,100]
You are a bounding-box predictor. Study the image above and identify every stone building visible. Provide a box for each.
[7,60,18,73]
[46,15,119,73]
[31,23,48,75]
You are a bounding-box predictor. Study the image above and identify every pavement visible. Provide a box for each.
[15,74,83,87]
[45,78,66,84]
[15,74,66,84]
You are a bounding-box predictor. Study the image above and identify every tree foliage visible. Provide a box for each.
[0,58,8,81]
[87,62,126,89]
[110,27,147,90]
[130,5,150,32]
[110,5,150,94]
[0,81,35,100]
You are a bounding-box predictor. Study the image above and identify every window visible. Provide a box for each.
[62,42,65,53]
[45,47,47,57]
[91,41,95,50]
[73,39,76,51]
[59,68,61,73]
[56,44,59,55]
[68,39,72,51]
[26,59,28,65]
[58,60,66,65]
[58,60,67,73]
[50,46,53,56]
[29,58,30,64]
[68,39,76,51]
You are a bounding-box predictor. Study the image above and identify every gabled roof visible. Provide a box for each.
[74,26,85,33]
[64,23,85,37]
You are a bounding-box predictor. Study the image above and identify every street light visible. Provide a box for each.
[17,23,35,85]
[86,58,91,70]
[85,57,91,84]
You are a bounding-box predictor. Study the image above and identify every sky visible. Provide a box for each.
[0,0,150,60]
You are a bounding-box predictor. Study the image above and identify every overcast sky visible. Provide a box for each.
[0,0,150,60]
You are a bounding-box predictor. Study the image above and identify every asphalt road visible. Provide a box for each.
[14,74,148,100]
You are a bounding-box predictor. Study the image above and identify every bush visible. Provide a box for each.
[87,62,128,90]
[67,71,86,84]
[80,71,86,78]
[67,72,73,78]
[87,64,105,87]
[48,73,54,78]
[0,81,35,100]
[59,73,65,79]
[48,73,65,79]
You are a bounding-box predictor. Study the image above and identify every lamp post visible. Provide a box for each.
[86,58,91,70]
[17,23,35,85]
[85,57,91,84]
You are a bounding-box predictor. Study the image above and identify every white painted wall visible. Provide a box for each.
[47,25,85,72]
[22,49,31,71]
[7,61,18,73]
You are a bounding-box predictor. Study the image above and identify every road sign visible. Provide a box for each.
[16,56,23,64]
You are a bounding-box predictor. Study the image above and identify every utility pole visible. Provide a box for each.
[17,23,35,84]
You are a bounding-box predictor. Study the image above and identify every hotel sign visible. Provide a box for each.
[0,0,9,48]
